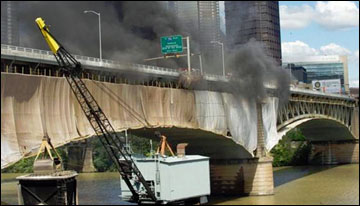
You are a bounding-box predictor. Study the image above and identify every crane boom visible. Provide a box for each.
[35,17,156,203]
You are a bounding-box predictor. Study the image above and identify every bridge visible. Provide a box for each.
[1,44,358,196]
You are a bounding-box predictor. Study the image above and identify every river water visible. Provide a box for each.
[1,164,358,205]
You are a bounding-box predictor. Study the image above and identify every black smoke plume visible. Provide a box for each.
[15,1,289,103]
[18,1,186,68]
[225,39,290,104]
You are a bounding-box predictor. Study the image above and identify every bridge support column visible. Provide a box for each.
[82,140,96,173]
[67,140,96,172]
[67,141,84,172]
[210,103,274,196]
[310,140,359,165]
[210,157,274,196]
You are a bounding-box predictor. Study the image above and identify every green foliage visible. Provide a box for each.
[271,138,293,167]
[130,135,159,156]
[286,128,306,141]
[2,156,35,173]
[2,134,159,173]
[92,137,115,172]
[271,128,311,167]
[92,134,159,172]
[291,142,312,165]
[2,145,69,173]
[56,147,69,170]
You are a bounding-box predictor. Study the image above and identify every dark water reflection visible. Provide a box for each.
[273,165,337,187]
[1,164,359,205]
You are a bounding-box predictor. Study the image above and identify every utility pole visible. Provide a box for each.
[199,54,203,75]
[84,10,102,63]
[186,36,191,74]
[211,41,225,76]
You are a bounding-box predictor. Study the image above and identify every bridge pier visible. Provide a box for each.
[210,157,274,196]
[67,140,96,173]
[309,140,359,165]
[210,102,274,196]
[82,141,97,173]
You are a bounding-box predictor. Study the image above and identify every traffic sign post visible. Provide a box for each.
[157,35,191,74]
[161,35,183,54]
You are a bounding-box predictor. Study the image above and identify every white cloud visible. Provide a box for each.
[348,49,359,63]
[315,1,359,30]
[349,80,359,88]
[281,41,319,62]
[320,43,352,56]
[280,1,359,30]
[282,41,355,62]
[280,5,315,29]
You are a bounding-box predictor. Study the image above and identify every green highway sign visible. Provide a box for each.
[160,35,183,54]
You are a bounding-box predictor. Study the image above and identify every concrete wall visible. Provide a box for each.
[66,144,85,172]
[82,143,96,173]
[310,141,359,164]
[351,107,359,139]
[210,157,274,196]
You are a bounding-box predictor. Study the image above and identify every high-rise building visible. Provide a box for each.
[1,1,19,45]
[283,55,350,94]
[225,1,281,65]
[284,64,307,83]
[164,1,223,74]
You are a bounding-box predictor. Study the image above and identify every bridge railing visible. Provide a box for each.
[290,87,353,100]
[1,44,179,76]
[2,44,227,79]
[1,44,357,101]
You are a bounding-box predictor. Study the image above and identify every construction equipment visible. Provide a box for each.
[35,17,156,203]
[33,135,63,174]
[155,131,175,157]
[17,171,78,205]
[18,135,78,205]
[120,144,210,204]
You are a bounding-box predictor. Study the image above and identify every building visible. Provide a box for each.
[349,88,359,100]
[1,1,19,45]
[283,55,350,94]
[164,1,222,75]
[284,64,307,83]
[225,1,281,65]
[197,1,222,65]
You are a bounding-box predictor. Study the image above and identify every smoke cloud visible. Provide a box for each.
[225,39,290,104]
[16,1,289,103]
[18,1,186,68]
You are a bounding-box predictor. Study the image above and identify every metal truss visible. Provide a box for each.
[277,93,358,132]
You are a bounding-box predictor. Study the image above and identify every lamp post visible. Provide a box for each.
[84,10,102,62]
[211,41,225,76]
[198,54,203,75]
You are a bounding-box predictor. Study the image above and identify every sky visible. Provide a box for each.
[220,1,359,88]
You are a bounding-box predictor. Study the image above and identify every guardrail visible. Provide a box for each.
[1,44,355,101]
[290,87,354,101]
[1,44,226,79]
[1,44,179,76]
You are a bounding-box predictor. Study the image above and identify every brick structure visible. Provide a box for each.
[210,103,274,196]
[210,157,274,196]
[310,140,359,165]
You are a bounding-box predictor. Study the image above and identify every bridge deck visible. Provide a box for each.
[1,44,356,101]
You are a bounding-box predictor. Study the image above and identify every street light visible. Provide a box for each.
[198,54,203,75]
[211,41,225,76]
[84,10,102,62]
